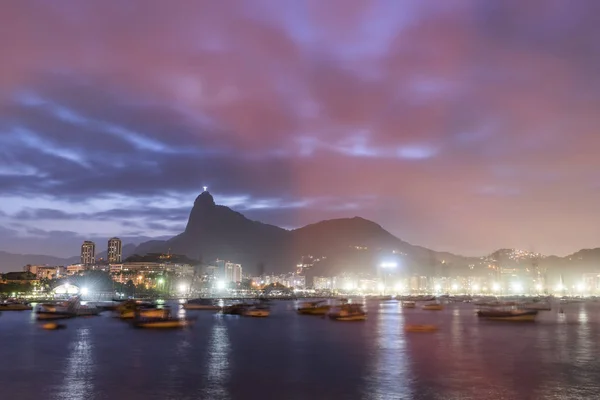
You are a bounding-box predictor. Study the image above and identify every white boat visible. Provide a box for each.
[36,302,75,320]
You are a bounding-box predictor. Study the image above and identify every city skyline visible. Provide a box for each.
[2,1,600,258]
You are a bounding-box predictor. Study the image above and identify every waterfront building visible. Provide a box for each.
[81,241,96,265]
[232,263,242,283]
[67,264,87,275]
[107,237,122,263]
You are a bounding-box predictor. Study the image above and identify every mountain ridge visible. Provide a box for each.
[2,192,600,279]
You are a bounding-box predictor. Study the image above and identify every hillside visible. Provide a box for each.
[134,191,478,275]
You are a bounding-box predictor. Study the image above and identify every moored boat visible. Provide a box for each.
[133,318,194,329]
[476,309,538,321]
[244,306,270,317]
[133,309,195,329]
[422,303,444,311]
[0,301,33,311]
[405,324,438,333]
[183,298,221,310]
[117,299,168,319]
[36,302,76,320]
[328,304,366,321]
[401,301,416,308]
[297,300,331,315]
[222,303,253,315]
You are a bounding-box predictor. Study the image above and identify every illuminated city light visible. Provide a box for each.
[492,282,501,292]
[216,280,226,290]
[377,283,385,292]
[576,283,585,292]
[535,283,543,291]
[512,282,523,293]
[178,283,187,293]
[434,284,441,292]
[472,284,480,292]
[451,284,459,291]
[394,282,404,291]
[80,287,89,296]
[380,262,398,268]
[158,278,164,285]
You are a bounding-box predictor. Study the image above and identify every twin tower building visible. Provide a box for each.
[81,237,122,265]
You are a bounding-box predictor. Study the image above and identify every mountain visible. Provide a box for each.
[135,191,292,270]
[134,191,478,275]
[0,251,78,272]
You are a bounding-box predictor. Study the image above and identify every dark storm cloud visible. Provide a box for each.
[0,0,600,256]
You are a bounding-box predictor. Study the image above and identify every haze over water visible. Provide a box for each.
[1,301,598,400]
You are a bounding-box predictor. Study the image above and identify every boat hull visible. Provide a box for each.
[0,304,32,311]
[244,310,270,317]
[120,309,168,319]
[297,306,330,315]
[329,314,366,321]
[477,310,538,321]
[36,312,75,320]
[134,319,192,329]
[405,324,438,333]
[183,304,221,311]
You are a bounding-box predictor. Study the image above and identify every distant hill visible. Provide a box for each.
[134,191,479,276]
[0,251,78,272]
[4,191,600,280]
[0,243,137,272]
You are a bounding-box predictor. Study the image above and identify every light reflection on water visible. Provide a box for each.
[1,301,600,399]
[204,318,231,400]
[54,327,94,400]
[363,302,411,400]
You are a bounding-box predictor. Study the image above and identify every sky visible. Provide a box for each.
[1,0,600,258]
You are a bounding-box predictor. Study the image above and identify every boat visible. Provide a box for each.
[116,299,165,319]
[476,309,538,321]
[422,303,444,311]
[297,300,331,315]
[133,310,195,329]
[221,303,253,315]
[405,324,438,333]
[42,322,66,330]
[36,304,75,320]
[36,296,100,320]
[401,301,416,308]
[244,306,270,317]
[183,298,221,311]
[0,301,33,311]
[328,304,367,321]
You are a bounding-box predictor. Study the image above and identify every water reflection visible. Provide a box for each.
[204,319,231,400]
[364,302,411,399]
[54,327,94,400]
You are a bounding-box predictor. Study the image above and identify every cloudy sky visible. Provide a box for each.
[1,0,599,257]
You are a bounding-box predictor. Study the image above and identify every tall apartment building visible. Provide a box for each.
[107,237,122,263]
[81,241,96,265]
[215,259,242,283]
